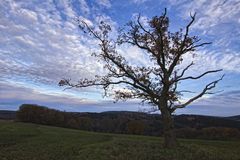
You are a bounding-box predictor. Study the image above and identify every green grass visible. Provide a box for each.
[0,120,240,160]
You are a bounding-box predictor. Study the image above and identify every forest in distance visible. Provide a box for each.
[2,104,240,140]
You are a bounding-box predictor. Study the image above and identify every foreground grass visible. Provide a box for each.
[0,120,239,160]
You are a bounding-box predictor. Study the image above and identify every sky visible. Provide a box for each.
[0,0,240,116]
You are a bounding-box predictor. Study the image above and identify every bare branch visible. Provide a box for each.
[157,8,167,69]
[176,69,222,81]
[172,74,224,110]
[174,62,194,81]
[168,12,196,75]
[178,90,196,93]
[79,20,103,41]
[137,14,156,42]
[183,42,212,53]
[192,42,212,48]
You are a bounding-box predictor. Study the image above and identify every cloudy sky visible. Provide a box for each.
[0,0,239,116]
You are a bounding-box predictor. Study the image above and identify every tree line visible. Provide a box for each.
[17,104,240,140]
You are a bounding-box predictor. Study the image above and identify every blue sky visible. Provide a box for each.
[0,0,240,116]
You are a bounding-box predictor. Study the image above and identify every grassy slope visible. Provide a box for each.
[0,120,239,160]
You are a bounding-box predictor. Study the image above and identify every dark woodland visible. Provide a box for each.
[12,104,240,140]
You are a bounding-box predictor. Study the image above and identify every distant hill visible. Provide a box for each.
[0,110,16,120]
[70,111,240,129]
[3,104,240,139]
[1,109,240,129]
[174,114,240,129]
[226,115,240,121]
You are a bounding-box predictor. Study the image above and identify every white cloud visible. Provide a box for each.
[131,0,148,4]
[170,0,240,50]
[0,82,145,112]
[96,0,111,8]
[131,13,149,27]
[78,0,90,15]
[0,0,107,88]
[18,8,38,22]
[180,50,240,75]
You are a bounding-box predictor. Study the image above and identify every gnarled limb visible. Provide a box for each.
[172,75,224,111]
[176,69,222,82]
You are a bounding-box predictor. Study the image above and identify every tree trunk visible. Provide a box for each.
[161,109,177,148]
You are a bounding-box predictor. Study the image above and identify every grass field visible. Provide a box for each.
[0,120,240,160]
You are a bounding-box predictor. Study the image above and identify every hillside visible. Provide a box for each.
[1,109,240,129]
[0,120,240,160]
[0,110,16,120]
[1,108,240,140]
[227,115,240,121]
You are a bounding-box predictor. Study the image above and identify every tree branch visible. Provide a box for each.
[174,62,194,81]
[168,12,196,75]
[156,8,167,70]
[172,74,224,110]
[176,69,222,81]
[137,14,156,42]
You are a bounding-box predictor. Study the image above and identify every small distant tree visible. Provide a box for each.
[59,9,223,148]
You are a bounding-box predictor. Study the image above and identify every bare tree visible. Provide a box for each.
[59,9,223,148]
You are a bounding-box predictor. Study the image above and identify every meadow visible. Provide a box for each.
[0,120,240,160]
